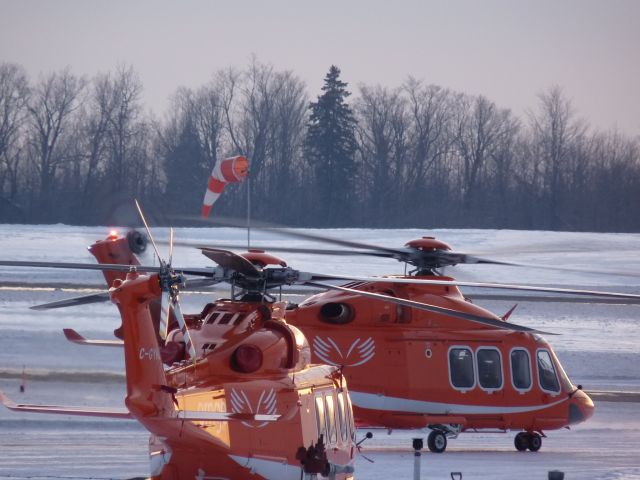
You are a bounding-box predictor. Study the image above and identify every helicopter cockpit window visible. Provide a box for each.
[315,395,326,441]
[449,347,475,390]
[325,394,338,444]
[476,348,503,390]
[537,349,560,393]
[510,348,532,391]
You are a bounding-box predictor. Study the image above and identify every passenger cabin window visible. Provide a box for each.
[315,396,326,441]
[449,347,474,389]
[510,349,532,391]
[537,350,560,393]
[325,394,338,444]
[337,392,347,442]
[477,348,502,390]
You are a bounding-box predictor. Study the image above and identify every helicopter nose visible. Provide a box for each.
[568,389,595,425]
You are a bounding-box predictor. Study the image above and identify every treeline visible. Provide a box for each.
[1,60,639,231]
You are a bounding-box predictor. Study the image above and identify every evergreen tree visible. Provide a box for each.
[164,121,209,215]
[305,66,358,226]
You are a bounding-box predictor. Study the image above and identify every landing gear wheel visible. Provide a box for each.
[427,430,447,453]
[514,432,529,451]
[528,433,542,452]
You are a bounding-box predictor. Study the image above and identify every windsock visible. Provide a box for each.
[202,155,249,217]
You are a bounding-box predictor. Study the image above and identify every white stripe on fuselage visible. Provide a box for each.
[228,455,302,480]
[350,391,567,415]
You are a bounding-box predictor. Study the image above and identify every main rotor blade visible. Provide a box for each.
[0,260,217,278]
[159,290,170,340]
[258,229,404,257]
[30,292,111,310]
[166,238,640,279]
[169,214,640,279]
[306,281,551,335]
[162,239,388,258]
[134,199,163,264]
[29,277,223,311]
[173,299,197,362]
[200,248,261,277]
[183,277,224,289]
[466,293,640,305]
[306,273,640,301]
[171,214,405,257]
[169,226,174,266]
[432,251,640,278]
[0,260,158,273]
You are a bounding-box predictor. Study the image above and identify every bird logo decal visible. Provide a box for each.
[313,336,375,367]
[229,388,277,428]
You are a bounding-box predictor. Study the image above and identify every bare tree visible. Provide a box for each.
[3,60,640,230]
[402,79,456,223]
[104,65,144,193]
[585,130,640,230]
[355,85,408,224]
[265,70,307,221]
[236,59,278,192]
[528,86,586,229]
[454,95,501,211]
[159,81,224,214]
[192,80,225,166]
[0,63,30,211]
[219,60,307,219]
[27,68,86,219]
[75,71,119,213]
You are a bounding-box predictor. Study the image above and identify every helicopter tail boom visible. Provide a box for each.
[109,272,175,419]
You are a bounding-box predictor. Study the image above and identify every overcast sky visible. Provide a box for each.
[2,0,639,135]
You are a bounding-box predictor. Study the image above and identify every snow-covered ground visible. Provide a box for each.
[1,225,639,479]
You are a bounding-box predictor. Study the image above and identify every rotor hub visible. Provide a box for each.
[241,250,288,268]
[405,237,453,251]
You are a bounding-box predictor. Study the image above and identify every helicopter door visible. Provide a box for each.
[475,346,506,416]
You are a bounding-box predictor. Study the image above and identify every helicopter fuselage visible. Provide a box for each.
[286,279,595,434]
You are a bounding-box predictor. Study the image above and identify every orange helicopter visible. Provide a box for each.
[4,218,639,464]
[158,226,640,455]
[0,207,362,480]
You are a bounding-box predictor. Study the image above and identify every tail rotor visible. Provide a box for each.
[135,201,197,362]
